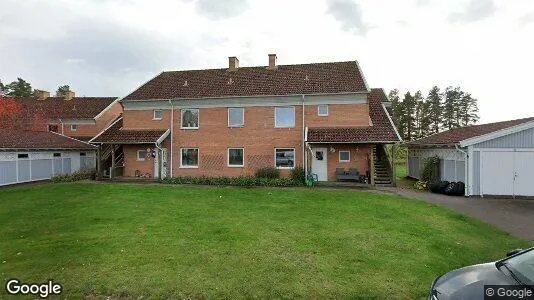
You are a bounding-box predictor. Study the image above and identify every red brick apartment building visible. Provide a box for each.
[0,90,121,141]
[0,91,121,186]
[91,54,401,184]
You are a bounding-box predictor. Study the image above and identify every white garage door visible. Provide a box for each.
[514,152,534,196]
[481,150,534,197]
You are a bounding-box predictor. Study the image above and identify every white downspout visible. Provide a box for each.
[59,118,64,135]
[301,95,306,175]
[455,144,468,196]
[168,99,174,177]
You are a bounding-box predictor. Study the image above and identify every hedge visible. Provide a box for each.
[161,176,303,187]
[51,170,96,183]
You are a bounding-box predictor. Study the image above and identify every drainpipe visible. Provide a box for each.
[168,99,174,177]
[301,95,306,175]
[455,144,468,196]
[155,141,163,180]
[59,118,64,135]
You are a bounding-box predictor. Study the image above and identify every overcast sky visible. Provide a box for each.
[1,0,533,123]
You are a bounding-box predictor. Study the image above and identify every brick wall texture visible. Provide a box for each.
[122,103,373,180]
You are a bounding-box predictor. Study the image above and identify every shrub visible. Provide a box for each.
[422,156,440,184]
[51,169,96,183]
[255,167,280,179]
[290,166,306,184]
[414,180,428,190]
[160,175,302,187]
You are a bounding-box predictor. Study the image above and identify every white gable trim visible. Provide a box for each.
[382,103,402,142]
[354,60,371,92]
[459,120,534,147]
[89,117,123,144]
[94,97,121,120]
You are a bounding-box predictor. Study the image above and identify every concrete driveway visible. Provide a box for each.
[380,187,534,243]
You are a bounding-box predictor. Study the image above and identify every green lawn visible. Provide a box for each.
[395,161,418,189]
[0,183,528,299]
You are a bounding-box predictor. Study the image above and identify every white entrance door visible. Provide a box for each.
[514,151,534,196]
[481,151,514,196]
[311,148,328,181]
[161,148,168,178]
[153,149,159,178]
[153,148,168,179]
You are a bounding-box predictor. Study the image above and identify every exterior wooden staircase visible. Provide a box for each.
[373,145,394,186]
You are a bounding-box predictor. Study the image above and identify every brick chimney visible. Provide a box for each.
[268,54,277,70]
[63,91,75,101]
[228,56,239,71]
[34,90,50,100]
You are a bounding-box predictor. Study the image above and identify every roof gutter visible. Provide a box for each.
[122,91,370,103]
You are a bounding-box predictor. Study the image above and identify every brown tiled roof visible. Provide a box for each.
[123,61,368,100]
[307,88,400,143]
[0,129,96,150]
[90,117,168,144]
[20,97,117,119]
[407,117,534,146]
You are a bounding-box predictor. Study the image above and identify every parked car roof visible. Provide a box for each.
[123,61,368,101]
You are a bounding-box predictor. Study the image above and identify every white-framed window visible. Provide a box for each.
[339,151,350,162]
[228,148,244,167]
[228,107,244,127]
[70,124,77,131]
[274,106,295,128]
[318,104,328,116]
[275,148,295,169]
[153,109,163,120]
[137,150,147,161]
[180,148,199,168]
[181,109,199,129]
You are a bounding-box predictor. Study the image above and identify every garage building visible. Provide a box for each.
[0,129,97,186]
[407,117,534,197]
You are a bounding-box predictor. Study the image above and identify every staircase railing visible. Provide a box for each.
[378,144,396,186]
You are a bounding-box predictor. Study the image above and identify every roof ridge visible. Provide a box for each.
[161,60,358,74]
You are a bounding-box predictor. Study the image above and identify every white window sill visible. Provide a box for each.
[339,160,350,163]
[276,167,295,170]
[153,118,162,121]
[228,165,244,168]
[137,159,146,162]
[274,126,295,129]
[228,125,244,128]
[180,165,198,168]
[181,127,199,130]
[318,114,328,117]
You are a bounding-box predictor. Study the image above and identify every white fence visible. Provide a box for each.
[0,151,95,186]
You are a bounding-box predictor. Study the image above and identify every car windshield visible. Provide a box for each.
[505,249,534,285]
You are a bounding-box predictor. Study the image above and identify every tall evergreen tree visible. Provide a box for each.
[413,91,424,139]
[388,89,404,137]
[5,78,33,98]
[442,86,462,130]
[402,92,417,141]
[426,86,442,134]
[457,92,479,126]
[56,85,71,97]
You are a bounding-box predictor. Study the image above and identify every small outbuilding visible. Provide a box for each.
[0,129,97,186]
[406,117,534,197]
